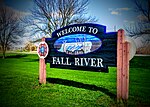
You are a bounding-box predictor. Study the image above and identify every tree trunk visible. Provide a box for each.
[2,51,5,59]
[2,46,6,59]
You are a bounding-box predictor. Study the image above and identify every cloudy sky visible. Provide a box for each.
[88,0,140,32]
[2,0,146,48]
[2,0,140,32]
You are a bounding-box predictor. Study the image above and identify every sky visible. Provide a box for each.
[88,0,139,32]
[2,0,139,32]
[1,0,143,47]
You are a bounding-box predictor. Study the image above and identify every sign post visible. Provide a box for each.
[38,38,48,84]
[117,29,130,100]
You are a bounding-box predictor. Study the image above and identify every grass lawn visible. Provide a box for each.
[0,53,150,107]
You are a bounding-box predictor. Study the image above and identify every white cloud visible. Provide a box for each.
[123,20,134,24]
[33,19,40,24]
[111,11,119,15]
[20,11,31,16]
[1,5,31,19]
[109,7,130,15]
[124,20,128,23]
[108,8,113,11]
[116,8,130,11]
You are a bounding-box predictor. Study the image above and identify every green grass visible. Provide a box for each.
[0,53,150,107]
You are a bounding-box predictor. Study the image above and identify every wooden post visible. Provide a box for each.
[39,38,46,84]
[117,29,130,100]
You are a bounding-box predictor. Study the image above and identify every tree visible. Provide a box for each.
[134,0,150,22]
[0,6,23,58]
[23,0,97,38]
[125,0,150,37]
[24,41,37,51]
[125,0,150,54]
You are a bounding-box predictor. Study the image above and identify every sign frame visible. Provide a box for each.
[45,23,117,72]
[38,24,130,101]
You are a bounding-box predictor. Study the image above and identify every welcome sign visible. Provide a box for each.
[38,24,131,100]
[45,23,117,72]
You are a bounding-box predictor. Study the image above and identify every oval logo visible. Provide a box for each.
[54,34,102,55]
[37,41,49,58]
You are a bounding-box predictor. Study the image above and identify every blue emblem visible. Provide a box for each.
[37,42,49,58]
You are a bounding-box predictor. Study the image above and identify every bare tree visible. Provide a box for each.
[124,0,150,54]
[0,6,23,58]
[125,22,150,37]
[125,0,150,37]
[23,0,97,38]
[134,0,150,22]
